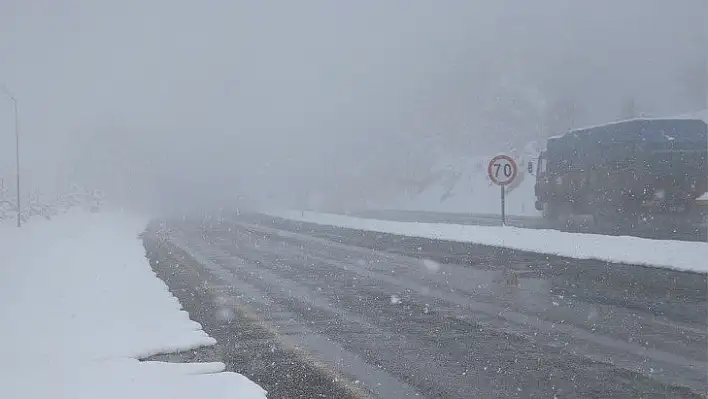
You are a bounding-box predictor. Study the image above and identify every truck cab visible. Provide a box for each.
[531,151,548,211]
[530,149,561,218]
[530,118,707,221]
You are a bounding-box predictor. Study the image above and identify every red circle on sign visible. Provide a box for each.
[487,155,518,186]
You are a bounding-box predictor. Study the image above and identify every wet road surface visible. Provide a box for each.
[153,213,707,398]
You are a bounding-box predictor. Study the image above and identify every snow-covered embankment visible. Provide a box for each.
[0,210,266,399]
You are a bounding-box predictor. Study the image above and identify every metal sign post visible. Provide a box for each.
[501,185,506,225]
[487,154,518,226]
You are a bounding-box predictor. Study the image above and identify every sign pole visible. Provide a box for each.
[501,185,506,226]
[487,154,517,228]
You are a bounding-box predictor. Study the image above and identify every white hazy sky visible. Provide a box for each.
[0,0,705,213]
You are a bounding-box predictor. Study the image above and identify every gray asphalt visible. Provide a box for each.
[158,212,707,398]
[352,209,707,242]
[143,232,363,399]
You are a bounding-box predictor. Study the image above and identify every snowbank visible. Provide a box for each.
[0,210,266,399]
[269,210,708,273]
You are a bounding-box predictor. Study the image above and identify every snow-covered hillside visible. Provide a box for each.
[385,142,542,216]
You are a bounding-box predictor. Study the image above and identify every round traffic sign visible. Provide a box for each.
[488,155,518,186]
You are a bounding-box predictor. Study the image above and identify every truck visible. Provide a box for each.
[529,118,708,222]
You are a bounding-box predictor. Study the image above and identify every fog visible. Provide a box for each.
[0,1,705,215]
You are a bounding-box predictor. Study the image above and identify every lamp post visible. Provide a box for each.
[1,85,20,227]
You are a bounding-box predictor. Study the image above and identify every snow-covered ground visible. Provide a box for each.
[269,210,708,273]
[381,144,541,217]
[0,211,266,399]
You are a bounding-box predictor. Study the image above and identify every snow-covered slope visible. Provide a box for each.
[385,143,541,216]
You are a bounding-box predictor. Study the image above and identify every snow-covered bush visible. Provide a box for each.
[0,184,105,225]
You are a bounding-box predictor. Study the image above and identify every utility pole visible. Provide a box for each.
[1,85,20,227]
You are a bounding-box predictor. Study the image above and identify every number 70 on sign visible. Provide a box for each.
[487,155,518,186]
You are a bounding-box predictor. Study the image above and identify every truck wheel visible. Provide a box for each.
[535,201,544,211]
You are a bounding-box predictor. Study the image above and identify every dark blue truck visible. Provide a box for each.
[530,118,707,221]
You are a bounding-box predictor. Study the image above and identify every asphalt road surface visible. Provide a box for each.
[150,212,707,398]
[352,209,708,242]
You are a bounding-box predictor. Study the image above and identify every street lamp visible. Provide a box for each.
[1,85,21,227]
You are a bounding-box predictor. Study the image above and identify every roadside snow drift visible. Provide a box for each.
[270,211,708,273]
[0,211,266,399]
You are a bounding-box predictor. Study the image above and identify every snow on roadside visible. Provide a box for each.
[0,210,266,399]
[269,210,708,273]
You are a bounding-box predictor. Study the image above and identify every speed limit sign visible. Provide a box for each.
[487,154,517,226]
[488,155,518,186]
